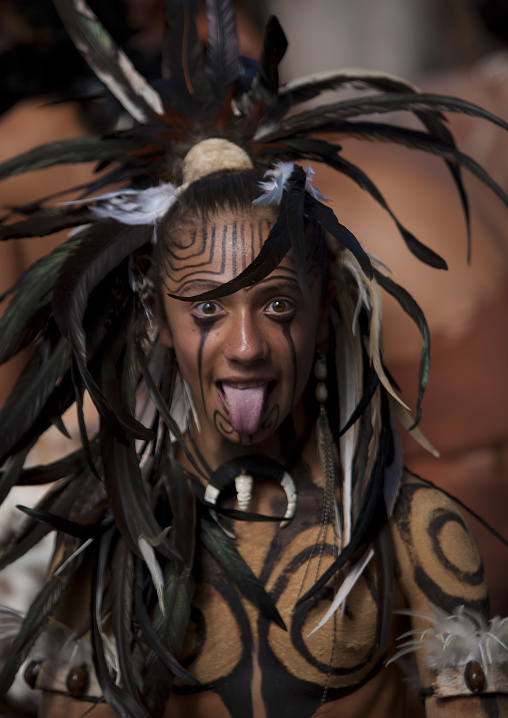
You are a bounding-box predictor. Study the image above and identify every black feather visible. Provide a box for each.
[53,221,154,442]
[257,16,288,96]
[234,16,288,117]
[0,137,137,182]
[0,208,91,242]
[305,194,373,279]
[201,517,286,630]
[15,504,99,540]
[298,398,391,603]
[12,446,91,486]
[285,166,309,299]
[0,469,100,571]
[0,234,84,366]
[110,539,144,706]
[53,0,163,124]
[259,92,508,139]
[279,69,421,108]
[0,338,72,465]
[161,456,196,583]
[322,152,448,269]
[136,347,206,477]
[374,269,430,426]
[101,427,180,563]
[91,532,149,718]
[137,561,196,716]
[162,0,211,110]
[204,0,242,94]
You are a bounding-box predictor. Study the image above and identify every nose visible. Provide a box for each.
[224,309,269,365]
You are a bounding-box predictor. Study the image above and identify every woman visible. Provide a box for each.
[0,1,507,716]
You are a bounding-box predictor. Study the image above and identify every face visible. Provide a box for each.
[159,206,329,458]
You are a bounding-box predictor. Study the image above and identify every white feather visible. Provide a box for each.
[60,182,180,225]
[277,68,420,99]
[252,162,295,205]
[252,161,328,206]
[138,536,166,616]
[0,605,92,665]
[389,398,440,457]
[390,604,508,671]
[307,548,374,636]
[304,165,329,201]
[69,0,164,122]
[53,538,93,577]
[331,303,358,548]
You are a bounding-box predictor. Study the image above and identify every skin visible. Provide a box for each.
[159,206,330,467]
[37,205,504,718]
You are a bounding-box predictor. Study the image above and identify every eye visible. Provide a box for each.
[193,301,224,318]
[265,299,294,317]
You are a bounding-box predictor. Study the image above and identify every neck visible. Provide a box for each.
[177,398,313,478]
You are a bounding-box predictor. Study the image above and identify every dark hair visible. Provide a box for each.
[472,0,508,44]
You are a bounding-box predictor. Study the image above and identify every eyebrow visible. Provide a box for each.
[170,270,303,300]
[172,279,224,297]
[244,273,300,292]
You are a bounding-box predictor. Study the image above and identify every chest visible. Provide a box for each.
[173,469,398,718]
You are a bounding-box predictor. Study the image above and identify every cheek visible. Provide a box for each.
[291,305,328,388]
[293,335,316,387]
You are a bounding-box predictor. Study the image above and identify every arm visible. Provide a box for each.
[390,472,508,716]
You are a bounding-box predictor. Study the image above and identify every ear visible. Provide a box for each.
[154,285,174,348]
[158,322,174,348]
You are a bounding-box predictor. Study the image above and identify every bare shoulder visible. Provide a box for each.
[38,692,115,717]
[389,471,488,616]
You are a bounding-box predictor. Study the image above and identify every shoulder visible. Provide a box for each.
[389,471,488,616]
[39,692,114,718]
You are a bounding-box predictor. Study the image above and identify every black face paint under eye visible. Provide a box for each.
[192,313,221,330]
[266,304,295,323]
[196,320,212,418]
[281,322,298,406]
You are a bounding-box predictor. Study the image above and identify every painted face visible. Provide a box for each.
[160,206,329,457]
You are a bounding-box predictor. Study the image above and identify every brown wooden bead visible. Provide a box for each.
[465,661,486,693]
[24,660,41,689]
[66,665,89,698]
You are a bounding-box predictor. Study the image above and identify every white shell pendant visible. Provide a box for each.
[204,484,236,538]
[280,472,298,527]
[235,472,253,512]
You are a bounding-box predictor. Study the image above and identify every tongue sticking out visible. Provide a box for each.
[222,384,267,435]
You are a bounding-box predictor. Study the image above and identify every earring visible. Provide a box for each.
[314,349,340,545]
[314,353,328,404]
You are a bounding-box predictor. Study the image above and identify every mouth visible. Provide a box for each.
[217,380,276,435]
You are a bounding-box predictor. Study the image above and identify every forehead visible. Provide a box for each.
[163,205,286,294]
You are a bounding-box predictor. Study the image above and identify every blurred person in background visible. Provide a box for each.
[308,0,508,619]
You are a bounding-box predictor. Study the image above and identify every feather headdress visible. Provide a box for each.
[1,1,508,715]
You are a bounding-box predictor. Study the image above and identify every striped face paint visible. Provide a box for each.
[160,206,328,461]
